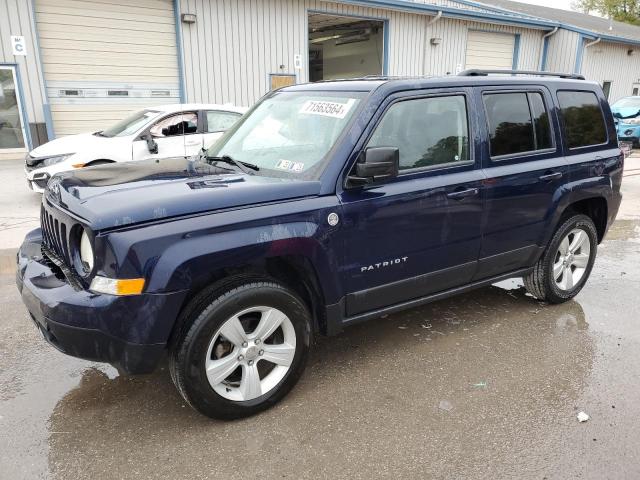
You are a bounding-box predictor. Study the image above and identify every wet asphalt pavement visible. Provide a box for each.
[2,178,640,479]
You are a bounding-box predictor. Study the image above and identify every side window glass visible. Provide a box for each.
[529,92,552,150]
[150,112,198,137]
[557,90,607,148]
[484,93,534,156]
[367,95,470,171]
[484,92,553,157]
[206,111,241,132]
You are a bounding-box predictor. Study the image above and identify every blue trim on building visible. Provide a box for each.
[383,19,390,74]
[174,0,187,103]
[512,33,521,69]
[29,0,55,141]
[342,0,640,48]
[335,0,556,29]
[574,34,585,74]
[1,63,32,150]
[42,103,55,140]
[13,64,33,150]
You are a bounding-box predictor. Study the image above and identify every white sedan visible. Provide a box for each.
[25,103,247,192]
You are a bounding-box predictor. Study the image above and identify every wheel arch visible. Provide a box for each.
[84,159,115,167]
[558,196,608,243]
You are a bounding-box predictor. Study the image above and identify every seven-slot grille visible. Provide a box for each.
[40,205,71,268]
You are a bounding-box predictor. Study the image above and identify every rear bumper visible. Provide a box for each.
[16,229,188,374]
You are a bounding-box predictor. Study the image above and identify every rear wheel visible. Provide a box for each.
[169,279,311,419]
[524,214,598,304]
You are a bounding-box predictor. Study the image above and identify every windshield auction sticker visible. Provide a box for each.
[299,99,356,119]
[276,159,304,172]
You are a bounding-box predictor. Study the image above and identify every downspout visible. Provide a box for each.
[539,27,558,71]
[575,36,601,74]
[427,10,442,25]
[584,37,602,49]
[424,11,442,75]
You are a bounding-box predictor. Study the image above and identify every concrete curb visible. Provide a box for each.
[1,248,18,275]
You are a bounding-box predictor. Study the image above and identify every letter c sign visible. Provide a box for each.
[11,36,26,56]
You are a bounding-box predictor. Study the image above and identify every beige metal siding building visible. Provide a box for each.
[3,0,640,158]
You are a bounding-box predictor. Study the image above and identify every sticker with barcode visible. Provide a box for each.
[299,99,356,119]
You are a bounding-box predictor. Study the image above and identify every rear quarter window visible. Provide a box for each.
[557,90,607,149]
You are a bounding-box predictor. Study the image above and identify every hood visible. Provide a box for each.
[48,157,321,230]
[30,132,121,157]
[611,106,640,120]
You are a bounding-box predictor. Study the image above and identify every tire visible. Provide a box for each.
[169,278,312,420]
[524,214,598,304]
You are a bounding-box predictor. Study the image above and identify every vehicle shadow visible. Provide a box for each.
[47,284,594,479]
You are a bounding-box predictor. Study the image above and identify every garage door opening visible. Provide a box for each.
[308,13,384,82]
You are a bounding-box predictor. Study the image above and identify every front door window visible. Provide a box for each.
[0,67,26,149]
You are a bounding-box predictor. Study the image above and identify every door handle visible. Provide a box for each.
[446,187,479,200]
[185,140,201,146]
[539,171,563,181]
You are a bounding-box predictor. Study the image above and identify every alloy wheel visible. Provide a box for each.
[204,306,297,401]
[553,227,592,291]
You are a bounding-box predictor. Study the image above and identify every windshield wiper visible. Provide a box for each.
[206,155,259,175]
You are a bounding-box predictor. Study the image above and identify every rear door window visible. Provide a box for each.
[484,91,553,158]
[206,111,241,132]
[557,90,607,149]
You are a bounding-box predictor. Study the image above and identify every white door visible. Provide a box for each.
[0,66,28,152]
[35,0,181,136]
[132,112,201,161]
[465,30,516,70]
[201,110,243,150]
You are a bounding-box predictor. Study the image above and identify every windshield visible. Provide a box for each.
[207,91,365,179]
[612,97,640,109]
[100,110,161,137]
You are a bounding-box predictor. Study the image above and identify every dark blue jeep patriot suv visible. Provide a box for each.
[16,71,623,419]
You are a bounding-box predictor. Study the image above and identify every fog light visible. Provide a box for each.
[624,129,634,136]
[89,276,145,296]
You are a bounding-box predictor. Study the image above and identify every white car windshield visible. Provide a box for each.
[207,91,365,179]
[100,110,161,138]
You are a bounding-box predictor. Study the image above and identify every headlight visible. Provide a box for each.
[79,229,94,273]
[624,117,640,125]
[90,276,146,296]
[39,153,74,167]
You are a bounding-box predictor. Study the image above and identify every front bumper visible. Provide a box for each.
[16,229,187,374]
[616,123,640,143]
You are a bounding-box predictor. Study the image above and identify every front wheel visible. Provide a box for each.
[524,214,598,304]
[169,279,311,420]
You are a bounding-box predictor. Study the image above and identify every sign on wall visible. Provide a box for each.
[11,36,26,56]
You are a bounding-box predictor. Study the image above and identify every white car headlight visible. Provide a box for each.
[79,229,94,273]
[623,117,640,125]
[40,153,74,167]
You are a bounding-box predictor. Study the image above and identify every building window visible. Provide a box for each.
[483,91,553,157]
[602,81,612,100]
[557,90,607,149]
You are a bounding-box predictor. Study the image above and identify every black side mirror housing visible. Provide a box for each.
[146,133,158,154]
[347,147,399,187]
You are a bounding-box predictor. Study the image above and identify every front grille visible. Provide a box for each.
[40,204,85,290]
[40,205,71,268]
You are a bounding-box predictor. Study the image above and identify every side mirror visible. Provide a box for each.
[145,133,158,154]
[347,147,399,187]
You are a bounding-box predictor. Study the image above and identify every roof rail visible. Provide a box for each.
[458,69,585,80]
